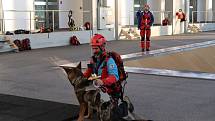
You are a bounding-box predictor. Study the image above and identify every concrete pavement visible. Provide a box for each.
[0,31,215,121]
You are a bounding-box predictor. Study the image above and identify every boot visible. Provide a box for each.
[146,41,150,51]
[140,41,145,52]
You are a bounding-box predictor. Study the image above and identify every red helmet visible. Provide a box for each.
[90,34,106,47]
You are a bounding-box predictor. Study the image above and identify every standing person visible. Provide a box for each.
[176,9,186,22]
[136,4,154,51]
[176,9,186,33]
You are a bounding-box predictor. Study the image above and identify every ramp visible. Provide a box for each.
[125,46,215,73]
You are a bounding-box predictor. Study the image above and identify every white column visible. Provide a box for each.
[173,0,185,34]
[184,0,189,33]
[92,0,97,31]
[161,0,165,24]
[106,0,115,26]
[2,0,34,31]
[119,0,133,26]
[0,0,2,33]
[206,0,212,22]
[115,0,118,40]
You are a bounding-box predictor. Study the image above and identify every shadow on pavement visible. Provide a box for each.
[0,94,79,121]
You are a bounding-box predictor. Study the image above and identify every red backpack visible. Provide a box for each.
[70,36,80,45]
[107,51,128,82]
[22,38,31,50]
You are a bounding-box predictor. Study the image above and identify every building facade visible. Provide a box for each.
[1,0,215,37]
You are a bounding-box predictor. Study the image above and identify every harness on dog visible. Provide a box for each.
[68,74,87,93]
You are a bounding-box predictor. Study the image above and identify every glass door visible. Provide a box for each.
[35,0,58,30]
[35,5,46,29]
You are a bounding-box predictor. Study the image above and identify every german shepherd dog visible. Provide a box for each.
[60,62,100,121]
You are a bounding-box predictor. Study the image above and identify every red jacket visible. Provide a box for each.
[176,12,186,22]
[140,11,154,30]
[83,52,119,94]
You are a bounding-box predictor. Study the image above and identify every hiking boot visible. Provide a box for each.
[123,96,134,113]
[142,48,145,52]
[146,48,150,51]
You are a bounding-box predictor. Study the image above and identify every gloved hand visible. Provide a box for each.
[88,74,101,80]
[95,79,104,86]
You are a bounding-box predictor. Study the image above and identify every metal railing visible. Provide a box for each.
[191,11,215,24]
[119,10,173,27]
[0,10,93,34]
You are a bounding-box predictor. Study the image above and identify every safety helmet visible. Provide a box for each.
[90,34,106,47]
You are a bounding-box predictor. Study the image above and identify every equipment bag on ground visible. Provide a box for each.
[13,39,23,51]
[22,38,31,50]
[70,36,80,45]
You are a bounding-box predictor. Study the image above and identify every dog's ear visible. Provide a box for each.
[77,61,81,70]
[60,66,74,75]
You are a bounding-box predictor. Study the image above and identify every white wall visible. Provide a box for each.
[192,23,215,31]
[2,0,34,31]
[2,29,114,49]
[58,0,83,28]
[134,25,172,37]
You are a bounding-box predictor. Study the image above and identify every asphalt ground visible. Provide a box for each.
[0,32,215,121]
